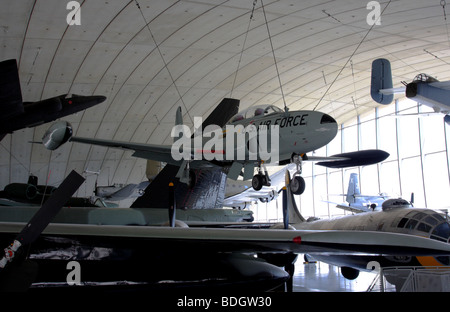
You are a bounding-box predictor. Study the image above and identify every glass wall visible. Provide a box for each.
[252,99,450,221]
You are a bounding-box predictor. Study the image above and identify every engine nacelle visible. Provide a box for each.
[42,121,73,150]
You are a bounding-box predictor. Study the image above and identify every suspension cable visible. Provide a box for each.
[261,0,288,112]
[313,0,392,111]
[134,0,193,124]
[230,0,257,98]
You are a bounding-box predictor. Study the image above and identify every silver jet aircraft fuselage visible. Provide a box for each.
[223,105,338,163]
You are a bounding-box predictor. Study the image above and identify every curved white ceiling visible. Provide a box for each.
[1,0,449,199]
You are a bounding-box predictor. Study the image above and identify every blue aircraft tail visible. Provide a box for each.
[371,58,394,104]
[346,173,361,204]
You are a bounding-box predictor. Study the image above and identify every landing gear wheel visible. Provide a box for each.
[252,174,264,191]
[290,176,305,195]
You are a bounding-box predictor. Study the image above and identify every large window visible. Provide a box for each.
[253,99,450,222]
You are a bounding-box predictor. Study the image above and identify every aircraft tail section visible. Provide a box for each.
[346,173,361,204]
[200,98,240,132]
[0,59,24,122]
[371,58,394,104]
[132,98,240,209]
[174,107,183,143]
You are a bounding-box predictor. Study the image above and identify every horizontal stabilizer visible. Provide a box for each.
[371,58,394,104]
[0,59,23,121]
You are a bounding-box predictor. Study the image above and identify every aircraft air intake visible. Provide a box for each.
[42,121,73,150]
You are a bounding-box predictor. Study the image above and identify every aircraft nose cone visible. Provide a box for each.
[92,95,107,104]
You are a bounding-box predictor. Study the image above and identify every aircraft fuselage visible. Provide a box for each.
[192,109,338,164]
[295,207,449,242]
[0,94,106,135]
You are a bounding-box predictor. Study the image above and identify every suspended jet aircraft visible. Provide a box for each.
[0,59,106,140]
[371,58,450,125]
[42,98,388,196]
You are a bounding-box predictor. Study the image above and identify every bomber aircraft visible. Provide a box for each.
[283,169,450,283]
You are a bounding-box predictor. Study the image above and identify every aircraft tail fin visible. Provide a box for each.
[201,98,240,131]
[0,59,24,122]
[371,58,394,104]
[173,107,183,143]
[346,173,361,204]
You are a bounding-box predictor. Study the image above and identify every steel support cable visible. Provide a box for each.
[261,0,288,112]
[313,0,392,111]
[230,0,257,98]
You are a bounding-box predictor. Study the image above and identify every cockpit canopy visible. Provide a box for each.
[396,209,450,243]
[382,198,412,211]
[228,105,283,124]
[413,73,439,83]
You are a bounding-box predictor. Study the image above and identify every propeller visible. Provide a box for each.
[0,170,85,290]
[168,182,175,227]
[282,186,289,229]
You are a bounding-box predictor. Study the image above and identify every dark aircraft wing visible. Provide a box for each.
[1,222,449,256]
[70,98,241,166]
[70,136,180,164]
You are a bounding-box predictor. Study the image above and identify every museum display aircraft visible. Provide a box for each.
[0,59,106,141]
[1,168,449,290]
[283,169,450,282]
[223,163,296,209]
[371,58,450,125]
[327,173,392,213]
[94,181,150,202]
[42,99,388,196]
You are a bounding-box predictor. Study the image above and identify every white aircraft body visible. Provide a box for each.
[95,181,150,201]
[330,173,391,213]
[42,101,340,195]
[223,163,296,209]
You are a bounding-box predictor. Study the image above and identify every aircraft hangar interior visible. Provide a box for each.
[0,0,450,297]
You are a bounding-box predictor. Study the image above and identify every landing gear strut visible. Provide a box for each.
[252,162,271,191]
[290,154,306,195]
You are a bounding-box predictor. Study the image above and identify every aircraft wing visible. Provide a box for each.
[378,87,406,95]
[70,137,182,164]
[335,204,368,214]
[1,222,449,256]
